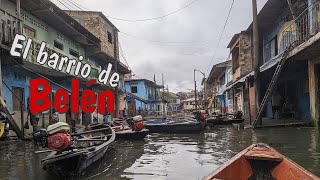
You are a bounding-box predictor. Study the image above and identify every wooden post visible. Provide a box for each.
[252,0,261,125]
[17,0,21,33]
[20,88,24,138]
[0,56,2,97]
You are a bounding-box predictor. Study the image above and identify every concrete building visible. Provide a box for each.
[206,61,230,115]
[0,0,102,137]
[208,0,320,127]
[225,31,254,122]
[182,98,196,112]
[65,10,131,118]
[124,79,165,116]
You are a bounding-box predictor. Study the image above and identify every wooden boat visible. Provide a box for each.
[90,122,149,140]
[219,118,244,125]
[144,119,205,133]
[205,143,319,180]
[41,126,116,176]
[206,116,224,125]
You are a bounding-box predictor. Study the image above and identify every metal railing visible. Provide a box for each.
[280,2,319,52]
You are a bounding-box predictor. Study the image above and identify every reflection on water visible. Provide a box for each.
[0,126,319,180]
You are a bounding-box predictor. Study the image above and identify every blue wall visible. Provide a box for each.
[263,20,285,63]
[2,65,88,111]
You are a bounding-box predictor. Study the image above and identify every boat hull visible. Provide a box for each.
[206,117,223,125]
[219,118,244,125]
[205,143,319,180]
[41,128,116,176]
[115,129,149,140]
[145,120,205,133]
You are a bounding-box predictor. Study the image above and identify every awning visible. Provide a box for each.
[260,53,283,72]
[226,71,254,90]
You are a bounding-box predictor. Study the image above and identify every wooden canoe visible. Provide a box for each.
[205,143,319,180]
[41,127,116,176]
[91,122,149,140]
[144,119,206,133]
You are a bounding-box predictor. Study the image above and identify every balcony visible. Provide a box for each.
[280,2,319,52]
[0,9,20,50]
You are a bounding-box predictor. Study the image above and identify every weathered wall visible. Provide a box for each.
[239,33,253,77]
[65,11,119,61]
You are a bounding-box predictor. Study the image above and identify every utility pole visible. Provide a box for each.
[114,29,120,118]
[252,0,261,125]
[203,77,207,111]
[194,69,198,111]
[162,73,165,115]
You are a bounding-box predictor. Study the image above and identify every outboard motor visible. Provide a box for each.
[33,129,49,147]
[33,122,72,152]
[126,115,144,131]
[194,110,207,122]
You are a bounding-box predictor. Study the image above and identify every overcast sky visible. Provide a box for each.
[54,0,267,92]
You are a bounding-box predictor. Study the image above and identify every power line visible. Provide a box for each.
[206,0,235,73]
[106,0,201,22]
[64,0,86,11]
[59,0,201,22]
[120,31,232,44]
[40,0,100,47]
[56,0,71,10]
[119,42,132,71]
[67,0,90,11]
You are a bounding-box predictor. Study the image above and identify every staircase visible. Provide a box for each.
[0,96,22,138]
[252,47,292,128]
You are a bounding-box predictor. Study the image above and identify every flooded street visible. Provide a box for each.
[1,126,320,180]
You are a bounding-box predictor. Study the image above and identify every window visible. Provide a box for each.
[23,26,36,38]
[69,49,79,57]
[54,41,63,50]
[12,87,24,111]
[131,86,138,93]
[270,36,278,58]
[107,31,113,43]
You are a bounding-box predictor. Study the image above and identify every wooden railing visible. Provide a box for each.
[0,10,20,48]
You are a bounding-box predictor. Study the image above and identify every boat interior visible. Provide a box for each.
[207,144,319,180]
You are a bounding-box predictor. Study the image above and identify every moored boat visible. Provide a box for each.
[91,122,149,140]
[144,119,205,133]
[91,116,149,140]
[34,122,116,176]
[206,115,224,125]
[205,143,319,180]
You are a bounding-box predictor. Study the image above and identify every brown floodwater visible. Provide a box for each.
[0,125,319,180]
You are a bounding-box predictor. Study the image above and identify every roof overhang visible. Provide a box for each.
[247,0,289,32]
[207,61,230,84]
[16,0,100,45]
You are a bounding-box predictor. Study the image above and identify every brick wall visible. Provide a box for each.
[65,11,119,61]
[239,32,253,77]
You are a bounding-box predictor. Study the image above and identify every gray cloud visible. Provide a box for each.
[67,0,268,92]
